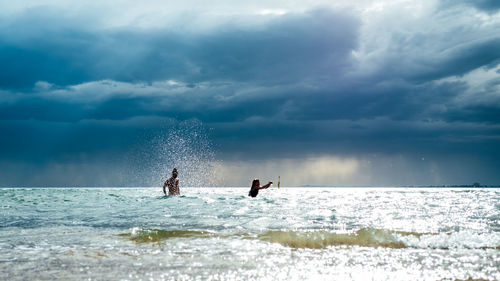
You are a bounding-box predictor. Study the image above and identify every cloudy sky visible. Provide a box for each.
[1,0,499,187]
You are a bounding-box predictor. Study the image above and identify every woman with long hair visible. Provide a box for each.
[248,179,272,197]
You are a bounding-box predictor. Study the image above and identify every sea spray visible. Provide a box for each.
[131,119,220,187]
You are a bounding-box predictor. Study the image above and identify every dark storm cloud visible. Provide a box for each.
[276,79,469,122]
[1,4,500,186]
[0,7,99,89]
[0,81,294,122]
[442,0,500,13]
[408,38,500,82]
[2,5,497,126]
[189,10,358,84]
[372,34,500,84]
[0,8,358,89]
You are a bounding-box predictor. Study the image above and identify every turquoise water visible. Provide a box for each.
[1,187,499,280]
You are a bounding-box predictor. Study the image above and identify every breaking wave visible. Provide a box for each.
[258,228,410,249]
[120,228,214,243]
[120,227,500,249]
[258,228,500,249]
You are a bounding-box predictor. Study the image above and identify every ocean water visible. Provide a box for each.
[1,187,499,281]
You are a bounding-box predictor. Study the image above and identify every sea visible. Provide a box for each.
[1,187,499,281]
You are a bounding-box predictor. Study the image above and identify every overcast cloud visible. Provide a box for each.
[0,0,499,186]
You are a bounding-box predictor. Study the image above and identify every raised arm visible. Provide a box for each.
[259,182,273,190]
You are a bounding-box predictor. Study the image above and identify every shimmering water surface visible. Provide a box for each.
[1,187,499,280]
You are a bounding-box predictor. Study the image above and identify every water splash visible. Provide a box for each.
[141,119,219,187]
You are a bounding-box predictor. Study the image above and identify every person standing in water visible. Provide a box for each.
[163,168,180,196]
[248,179,272,197]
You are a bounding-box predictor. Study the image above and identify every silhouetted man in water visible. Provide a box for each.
[163,168,180,196]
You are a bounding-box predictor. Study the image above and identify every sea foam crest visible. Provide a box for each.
[119,227,500,250]
[262,229,500,250]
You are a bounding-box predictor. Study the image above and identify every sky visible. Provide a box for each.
[0,0,499,187]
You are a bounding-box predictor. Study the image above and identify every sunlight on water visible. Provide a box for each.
[0,187,499,280]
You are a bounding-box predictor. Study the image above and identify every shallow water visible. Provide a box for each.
[1,187,499,280]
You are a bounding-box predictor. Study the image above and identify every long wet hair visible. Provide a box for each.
[251,179,259,189]
[249,179,260,197]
